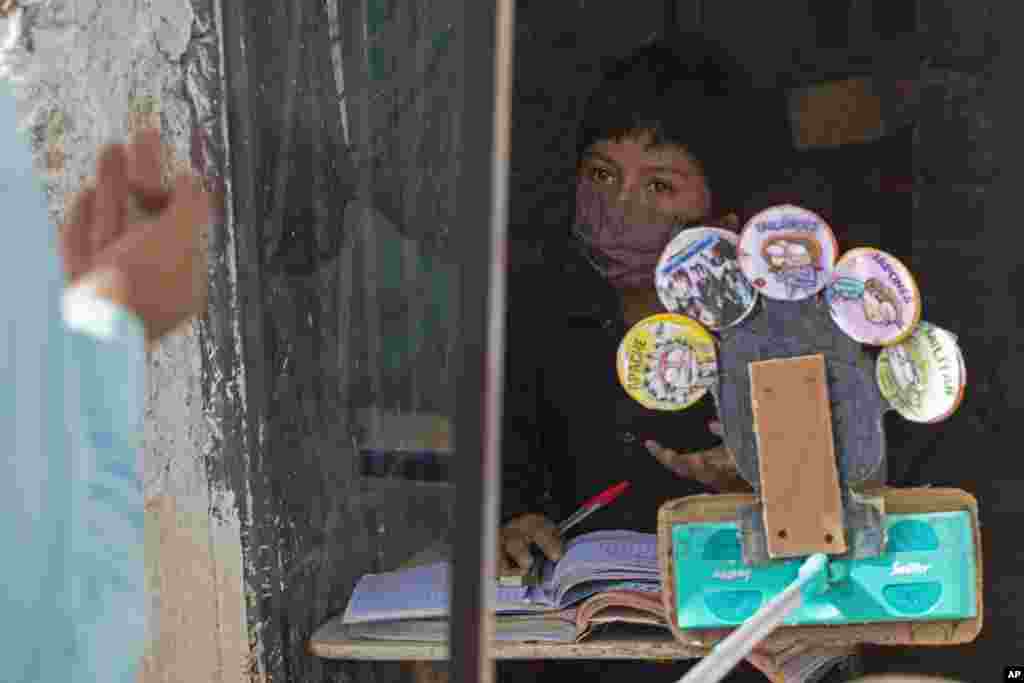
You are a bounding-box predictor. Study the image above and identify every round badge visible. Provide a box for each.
[738,205,838,301]
[928,339,967,424]
[827,248,922,346]
[655,227,759,331]
[616,313,718,411]
[876,322,966,423]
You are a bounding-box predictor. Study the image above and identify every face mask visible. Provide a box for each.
[572,179,697,289]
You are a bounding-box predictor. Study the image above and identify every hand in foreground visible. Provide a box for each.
[645,421,752,493]
[59,128,215,345]
[497,513,564,576]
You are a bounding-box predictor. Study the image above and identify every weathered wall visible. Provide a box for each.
[0,1,247,681]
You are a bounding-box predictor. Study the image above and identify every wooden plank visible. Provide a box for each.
[749,354,846,558]
[788,77,885,149]
[309,617,707,661]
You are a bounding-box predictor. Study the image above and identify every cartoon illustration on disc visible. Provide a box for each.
[877,321,965,423]
[656,227,758,331]
[738,205,837,301]
[827,248,921,346]
[617,313,718,411]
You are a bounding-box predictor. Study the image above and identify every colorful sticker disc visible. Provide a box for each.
[827,248,922,346]
[738,205,838,301]
[929,338,967,424]
[655,227,759,331]
[876,322,966,423]
[617,314,718,411]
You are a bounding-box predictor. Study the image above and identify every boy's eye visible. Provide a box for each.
[589,167,614,184]
[648,180,673,194]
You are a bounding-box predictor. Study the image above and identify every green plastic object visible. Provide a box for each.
[673,511,977,629]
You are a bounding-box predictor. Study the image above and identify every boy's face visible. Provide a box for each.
[578,132,712,226]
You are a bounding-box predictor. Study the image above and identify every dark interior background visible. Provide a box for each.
[507,0,1014,679]
[209,0,1017,680]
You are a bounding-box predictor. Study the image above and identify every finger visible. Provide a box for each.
[170,172,214,228]
[151,172,212,308]
[686,446,750,492]
[653,442,694,478]
[148,173,211,248]
[92,144,129,252]
[497,537,516,575]
[502,534,533,572]
[527,519,564,562]
[499,555,523,577]
[126,128,170,212]
[647,441,739,491]
[60,186,96,284]
[127,128,164,193]
[645,440,693,479]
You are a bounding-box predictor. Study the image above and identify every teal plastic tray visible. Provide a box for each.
[673,511,977,629]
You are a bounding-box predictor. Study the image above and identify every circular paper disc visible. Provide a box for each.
[828,248,922,346]
[616,313,718,411]
[655,227,759,331]
[928,336,967,424]
[876,321,966,423]
[738,205,838,301]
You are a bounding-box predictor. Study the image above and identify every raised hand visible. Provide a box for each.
[59,128,215,345]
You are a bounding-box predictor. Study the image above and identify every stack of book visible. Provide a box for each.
[342,530,665,643]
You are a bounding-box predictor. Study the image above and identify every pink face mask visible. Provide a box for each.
[572,180,695,289]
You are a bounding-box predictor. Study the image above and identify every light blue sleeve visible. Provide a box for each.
[0,77,147,683]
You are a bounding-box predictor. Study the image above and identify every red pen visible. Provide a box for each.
[557,480,631,534]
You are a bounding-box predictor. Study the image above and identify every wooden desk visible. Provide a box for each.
[309,617,708,661]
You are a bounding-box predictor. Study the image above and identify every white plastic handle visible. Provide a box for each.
[677,553,829,683]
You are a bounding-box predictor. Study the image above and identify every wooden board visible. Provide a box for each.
[308,619,707,660]
[750,354,847,557]
[788,77,886,149]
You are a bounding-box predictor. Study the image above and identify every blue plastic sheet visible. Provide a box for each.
[0,77,146,683]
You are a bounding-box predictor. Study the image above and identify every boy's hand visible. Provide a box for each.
[498,513,564,576]
[645,420,752,493]
[60,129,215,345]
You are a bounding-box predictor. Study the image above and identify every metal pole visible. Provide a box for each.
[450,1,515,683]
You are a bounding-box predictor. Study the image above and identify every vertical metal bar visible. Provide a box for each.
[664,0,679,37]
[403,1,427,414]
[450,0,514,682]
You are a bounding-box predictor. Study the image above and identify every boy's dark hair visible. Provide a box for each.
[577,35,791,216]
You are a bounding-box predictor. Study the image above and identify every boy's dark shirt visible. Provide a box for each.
[501,238,720,536]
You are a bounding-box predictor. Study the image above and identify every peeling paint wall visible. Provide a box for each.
[0,1,246,681]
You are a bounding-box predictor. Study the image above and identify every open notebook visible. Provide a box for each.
[338,528,859,681]
[342,530,665,642]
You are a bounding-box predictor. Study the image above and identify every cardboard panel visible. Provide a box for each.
[789,77,886,149]
[750,354,847,557]
[657,488,984,651]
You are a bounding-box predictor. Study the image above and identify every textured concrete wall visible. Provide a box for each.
[0,1,246,681]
